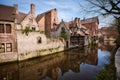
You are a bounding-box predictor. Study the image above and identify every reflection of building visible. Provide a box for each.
[47,67,59,80]
[98,43,115,52]
[0,47,98,80]
[84,47,98,65]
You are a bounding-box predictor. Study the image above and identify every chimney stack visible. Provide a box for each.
[74,17,78,23]
[31,4,35,15]
[14,4,18,14]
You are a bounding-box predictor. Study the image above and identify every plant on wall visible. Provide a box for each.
[22,26,31,36]
[60,27,68,40]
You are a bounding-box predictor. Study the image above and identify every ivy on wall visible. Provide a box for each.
[22,27,31,36]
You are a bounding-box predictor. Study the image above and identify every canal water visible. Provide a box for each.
[0,44,114,80]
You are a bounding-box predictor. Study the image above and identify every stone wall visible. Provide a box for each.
[0,53,18,63]
[21,13,38,31]
[16,31,65,61]
[0,31,66,63]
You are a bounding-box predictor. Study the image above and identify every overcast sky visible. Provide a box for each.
[0,0,115,28]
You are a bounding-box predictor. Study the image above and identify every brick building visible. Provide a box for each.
[0,5,17,56]
[36,8,59,37]
[68,18,89,46]
[100,26,118,45]
[81,17,99,38]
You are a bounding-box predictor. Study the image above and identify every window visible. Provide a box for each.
[32,27,36,31]
[37,37,42,43]
[0,43,5,53]
[0,24,12,33]
[6,43,12,52]
[0,24,4,33]
[6,24,11,33]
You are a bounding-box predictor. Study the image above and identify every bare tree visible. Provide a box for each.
[79,0,120,47]
[79,0,120,17]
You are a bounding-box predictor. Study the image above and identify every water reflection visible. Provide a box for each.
[0,44,114,80]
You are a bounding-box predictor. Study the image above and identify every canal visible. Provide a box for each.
[0,44,114,80]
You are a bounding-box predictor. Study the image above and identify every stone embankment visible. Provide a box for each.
[115,47,120,80]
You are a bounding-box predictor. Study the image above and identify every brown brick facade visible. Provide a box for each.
[81,17,99,37]
[45,11,52,37]
[0,21,17,54]
[37,9,59,37]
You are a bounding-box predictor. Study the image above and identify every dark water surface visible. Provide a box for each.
[0,45,114,80]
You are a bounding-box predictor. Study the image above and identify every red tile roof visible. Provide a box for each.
[0,4,16,22]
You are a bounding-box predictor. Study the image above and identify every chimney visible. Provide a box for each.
[13,4,18,14]
[78,18,81,28]
[31,4,35,15]
[78,18,80,24]
[74,17,78,23]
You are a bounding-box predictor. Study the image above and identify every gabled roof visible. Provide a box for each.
[81,16,99,24]
[16,12,27,24]
[64,22,70,28]
[36,8,57,23]
[77,30,85,36]
[36,13,45,23]
[0,4,16,22]
[52,20,69,32]
[80,25,89,35]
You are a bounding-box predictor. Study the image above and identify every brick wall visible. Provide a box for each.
[0,21,17,63]
[38,16,45,31]
[0,21,17,53]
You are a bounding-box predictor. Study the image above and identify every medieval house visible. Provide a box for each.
[68,18,89,46]
[51,19,71,48]
[0,3,100,63]
[15,4,38,31]
[0,4,17,54]
[81,17,99,38]
[36,8,59,37]
[0,4,17,62]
